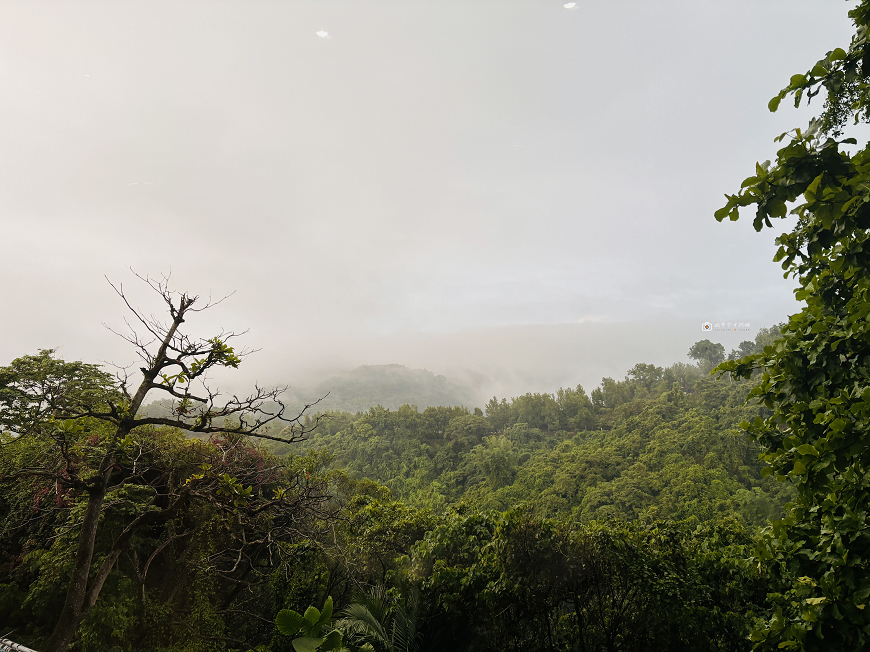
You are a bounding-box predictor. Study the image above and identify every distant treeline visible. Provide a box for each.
[269,325,790,526]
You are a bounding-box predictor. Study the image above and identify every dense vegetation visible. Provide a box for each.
[281,330,789,528]
[713,1,870,646]
[1,324,790,651]
[7,0,870,648]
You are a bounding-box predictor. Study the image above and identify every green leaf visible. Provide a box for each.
[790,74,808,88]
[805,173,824,198]
[768,198,788,218]
[292,637,325,652]
[830,418,847,432]
[829,47,847,61]
[769,95,782,112]
[317,596,334,627]
[811,64,828,77]
[797,444,819,456]
[714,206,730,221]
[276,610,305,637]
[303,606,321,628]
[321,630,343,650]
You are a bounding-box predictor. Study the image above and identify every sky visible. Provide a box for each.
[0,1,859,405]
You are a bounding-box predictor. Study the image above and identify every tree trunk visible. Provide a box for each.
[45,467,111,652]
[42,294,226,649]
[43,305,175,651]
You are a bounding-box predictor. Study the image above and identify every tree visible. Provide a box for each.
[715,3,870,647]
[0,275,324,652]
[1,427,338,648]
[467,435,519,490]
[688,340,725,373]
[414,509,764,651]
[751,325,785,355]
[729,341,756,361]
[339,586,420,652]
[627,363,665,392]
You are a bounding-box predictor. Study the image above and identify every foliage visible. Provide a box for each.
[339,586,419,652]
[338,485,435,584]
[275,596,345,652]
[0,276,333,652]
[0,275,794,651]
[0,425,339,651]
[713,2,870,648]
[289,347,791,529]
[2,333,787,651]
[689,340,726,373]
[411,508,768,651]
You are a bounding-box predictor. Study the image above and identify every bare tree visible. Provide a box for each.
[0,274,325,652]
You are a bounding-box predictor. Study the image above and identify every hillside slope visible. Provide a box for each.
[307,364,477,412]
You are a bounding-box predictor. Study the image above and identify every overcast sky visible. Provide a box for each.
[0,1,858,403]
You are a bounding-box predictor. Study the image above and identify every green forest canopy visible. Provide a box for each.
[10,0,870,646]
[2,325,789,651]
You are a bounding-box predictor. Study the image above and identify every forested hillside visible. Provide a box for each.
[8,0,870,648]
[305,365,477,412]
[1,322,788,651]
[268,326,792,528]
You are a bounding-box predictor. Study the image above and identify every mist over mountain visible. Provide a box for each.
[139,323,785,419]
[302,364,477,412]
[140,363,479,418]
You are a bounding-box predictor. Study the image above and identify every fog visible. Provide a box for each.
[0,1,854,402]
